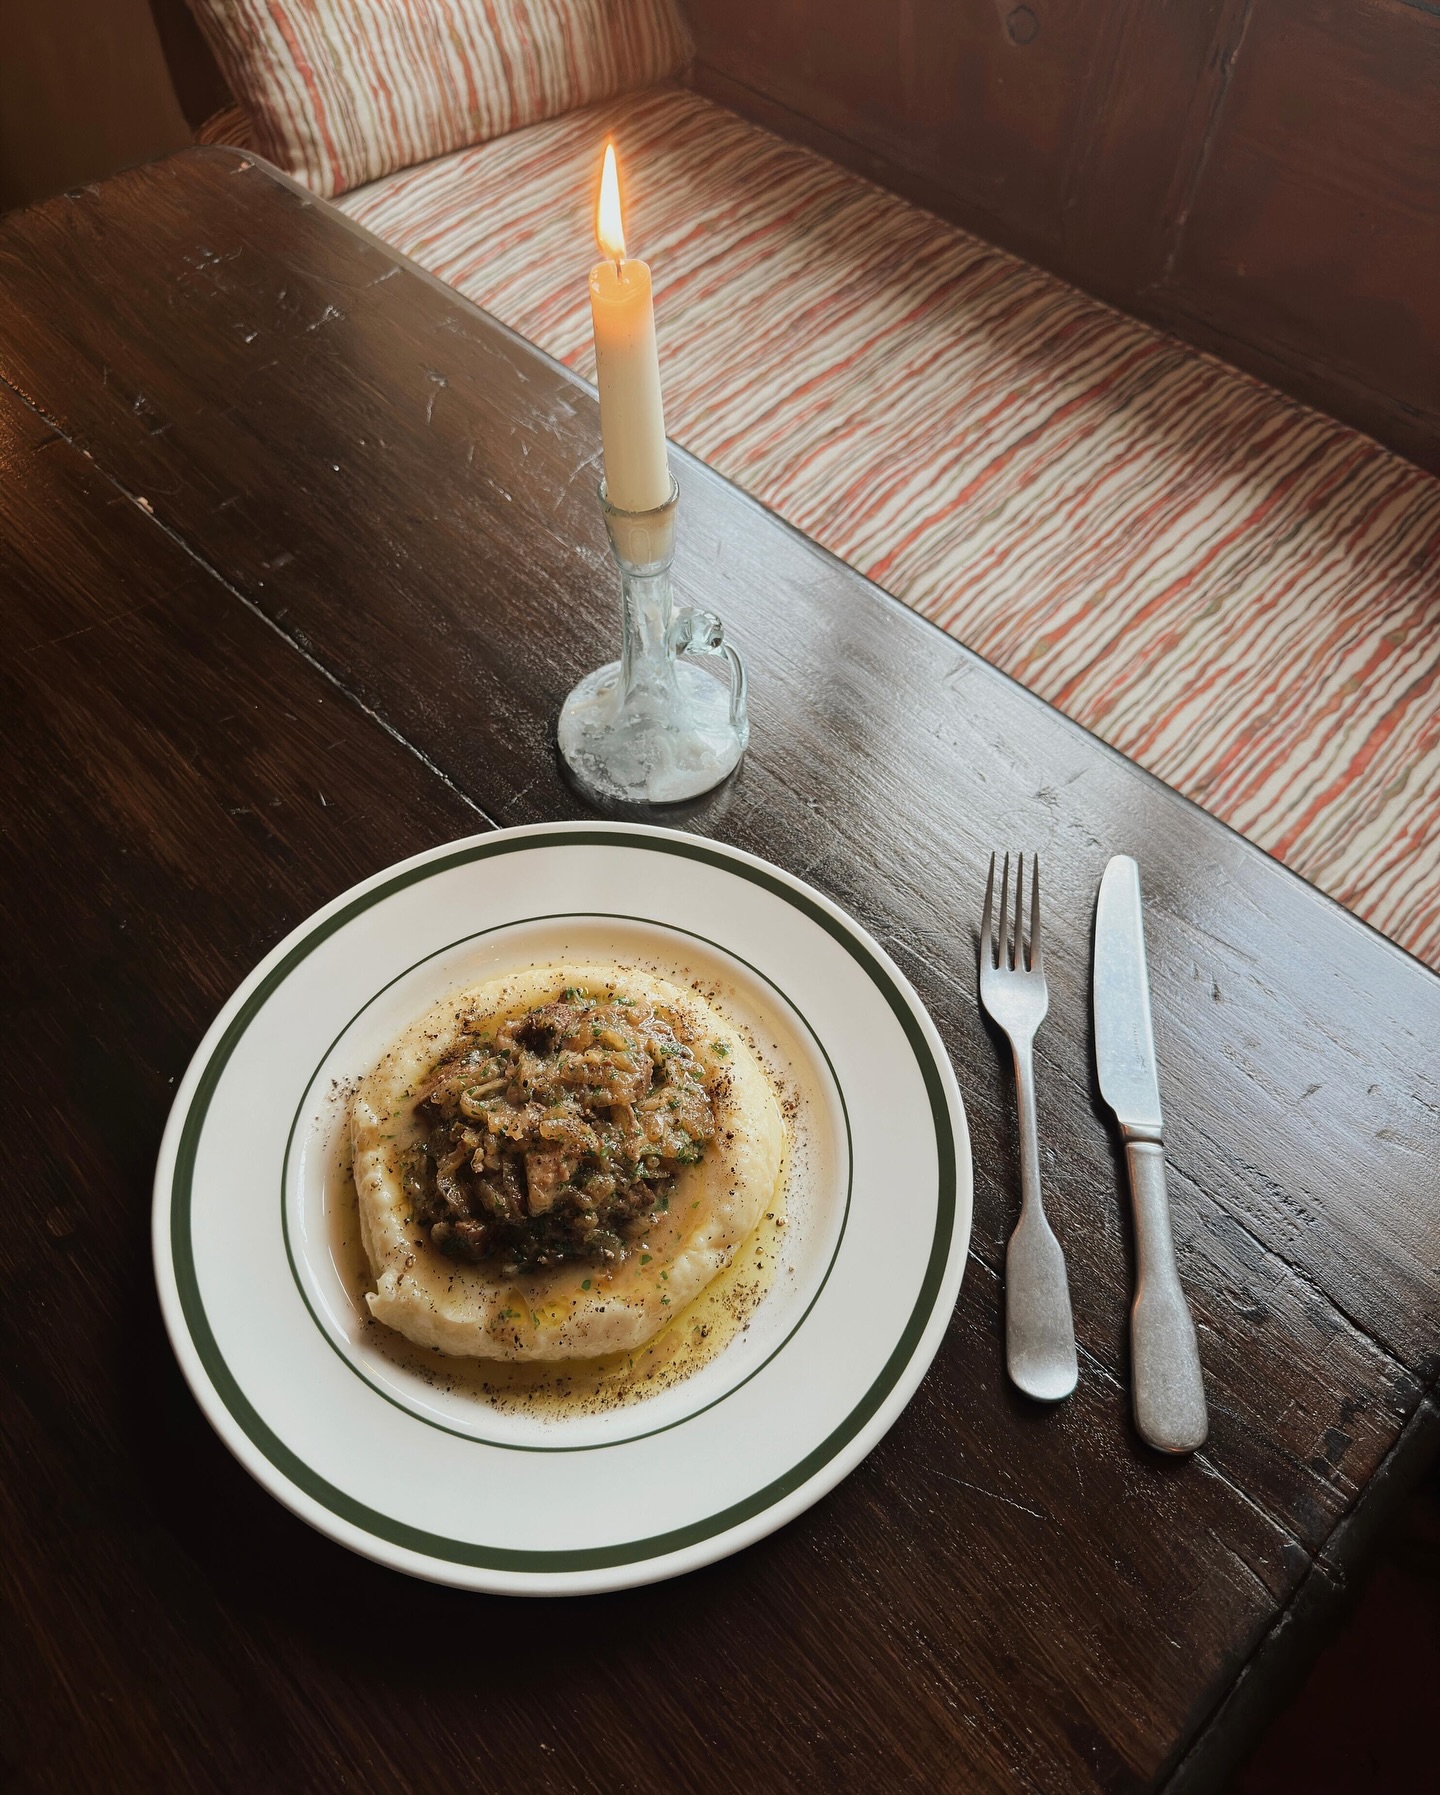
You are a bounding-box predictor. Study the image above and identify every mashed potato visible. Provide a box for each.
[350,965,784,1360]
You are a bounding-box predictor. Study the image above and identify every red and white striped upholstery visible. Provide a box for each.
[334,84,1440,967]
[183,0,688,197]
[193,52,1440,965]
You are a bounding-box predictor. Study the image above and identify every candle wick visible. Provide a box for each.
[614,255,623,281]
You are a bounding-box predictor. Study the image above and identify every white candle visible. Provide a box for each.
[588,143,671,514]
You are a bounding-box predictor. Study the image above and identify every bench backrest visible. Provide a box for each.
[157,0,689,198]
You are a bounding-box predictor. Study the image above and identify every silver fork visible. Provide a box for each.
[978,852,1078,1402]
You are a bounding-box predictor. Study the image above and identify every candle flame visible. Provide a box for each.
[596,141,626,267]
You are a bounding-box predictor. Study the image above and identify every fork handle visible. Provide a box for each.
[1124,1137,1207,1454]
[1006,1042,1078,1403]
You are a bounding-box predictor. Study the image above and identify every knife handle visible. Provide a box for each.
[1124,1138,1207,1454]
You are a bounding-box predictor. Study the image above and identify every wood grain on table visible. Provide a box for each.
[1,149,1436,1795]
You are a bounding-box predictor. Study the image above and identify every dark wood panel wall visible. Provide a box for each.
[681,0,1440,473]
[0,0,191,212]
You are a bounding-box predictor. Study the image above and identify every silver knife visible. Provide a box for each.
[1094,856,1207,1454]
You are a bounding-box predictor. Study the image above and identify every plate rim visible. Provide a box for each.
[152,822,973,1594]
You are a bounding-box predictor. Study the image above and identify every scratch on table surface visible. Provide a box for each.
[1069,1437,1087,1504]
[935,1468,1047,1523]
[553,448,601,510]
[1217,1534,1275,1606]
[425,370,448,425]
[305,303,344,333]
[22,597,161,657]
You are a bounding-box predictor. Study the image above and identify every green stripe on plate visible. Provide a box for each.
[280,909,856,1451]
[168,829,957,1573]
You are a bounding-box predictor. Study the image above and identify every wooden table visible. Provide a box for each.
[2,148,1437,1795]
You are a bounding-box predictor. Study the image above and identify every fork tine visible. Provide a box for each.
[981,851,996,970]
[1030,855,1042,973]
[1013,852,1025,973]
[996,852,1010,971]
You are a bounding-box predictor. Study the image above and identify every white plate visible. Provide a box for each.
[153,823,972,1595]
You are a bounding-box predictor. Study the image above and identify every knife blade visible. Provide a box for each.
[1094,856,1207,1454]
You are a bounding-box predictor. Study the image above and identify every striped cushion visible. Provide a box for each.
[339,84,1440,969]
[182,0,689,198]
[195,103,255,151]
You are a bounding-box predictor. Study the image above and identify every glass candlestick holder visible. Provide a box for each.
[558,474,748,805]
